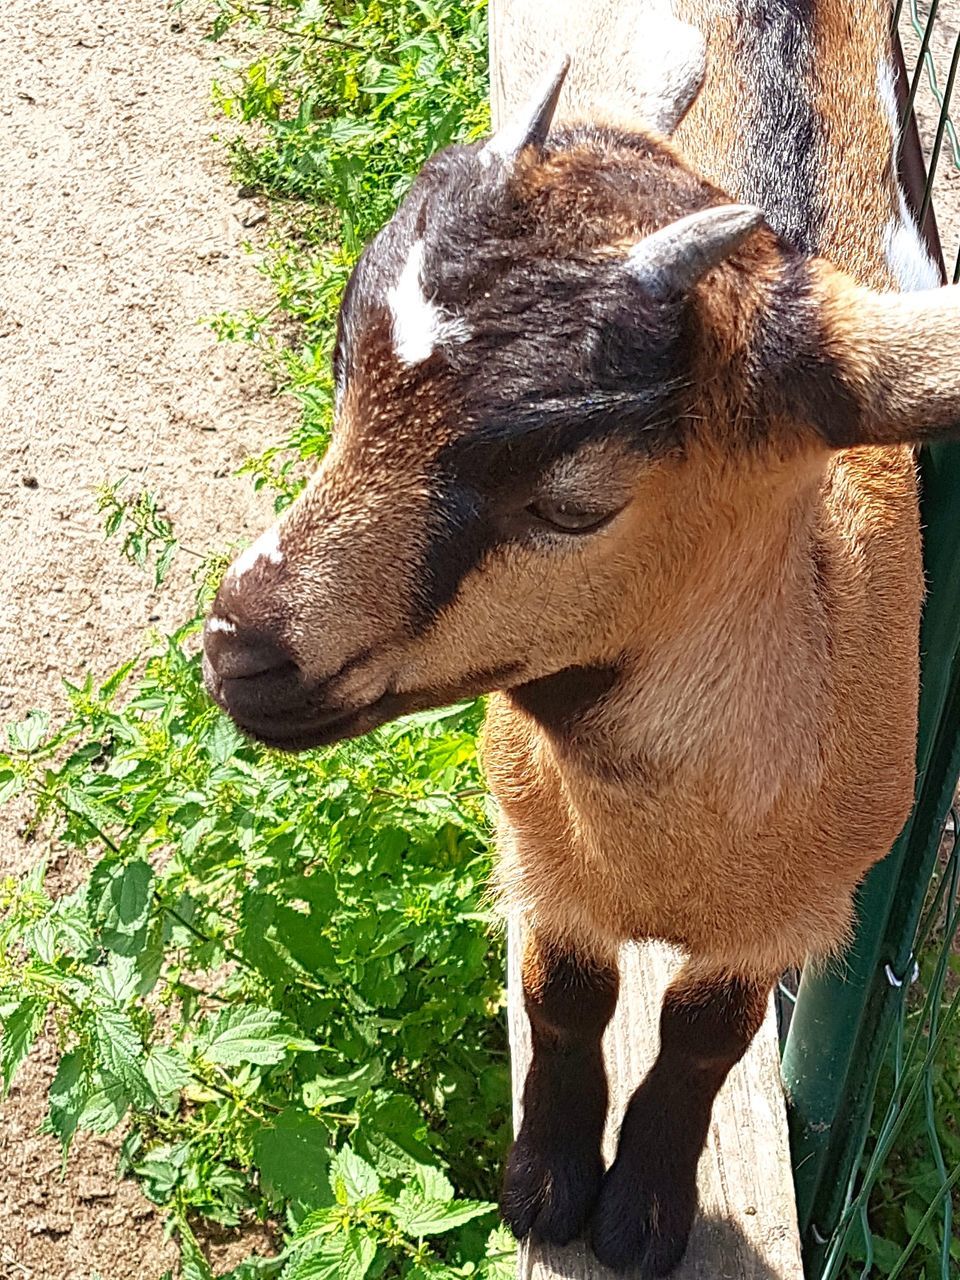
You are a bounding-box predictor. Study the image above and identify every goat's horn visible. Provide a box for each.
[627,204,765,298]
[480,54,572,166]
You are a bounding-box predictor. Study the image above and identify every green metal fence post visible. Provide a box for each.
[781,437,960,1274]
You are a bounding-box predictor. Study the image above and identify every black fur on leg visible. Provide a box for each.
[590,969,770,1276]
[501,932,619,1246]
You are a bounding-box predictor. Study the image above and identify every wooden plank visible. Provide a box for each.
[492,5,805,1275]
[490,0,690,138]
[507,925,804,1279]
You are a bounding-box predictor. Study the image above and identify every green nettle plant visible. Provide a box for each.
[0,665,510,1280]
[0,2,510,1277]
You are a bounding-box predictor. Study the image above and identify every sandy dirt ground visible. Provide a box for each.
[0,1,287,1276]
[2,3,960,1279]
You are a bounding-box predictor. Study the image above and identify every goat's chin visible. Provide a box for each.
[210,662,526,754]
[230,695,440,753]
[232,691,413,753]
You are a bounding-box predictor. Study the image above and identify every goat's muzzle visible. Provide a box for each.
[202,617,388,752]
[202,609,527,751]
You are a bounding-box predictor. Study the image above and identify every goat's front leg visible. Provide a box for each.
[590,965,771,1276]
[501,928,619,1245]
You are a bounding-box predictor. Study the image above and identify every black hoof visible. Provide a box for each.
[589,1156,696,1276]
[501,1135,605,1246]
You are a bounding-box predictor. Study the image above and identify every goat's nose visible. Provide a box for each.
[203,616,293,681]
[202,614,311,730]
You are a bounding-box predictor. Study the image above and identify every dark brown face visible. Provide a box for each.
[201,125,766,752]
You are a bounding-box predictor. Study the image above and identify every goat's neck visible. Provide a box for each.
[552,456,830,825]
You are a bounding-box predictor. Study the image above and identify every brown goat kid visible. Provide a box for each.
[204,4,960,1273]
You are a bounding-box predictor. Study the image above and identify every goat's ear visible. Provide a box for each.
[778,265,960,449]
[626,205,765,299]
[480,54,571,167]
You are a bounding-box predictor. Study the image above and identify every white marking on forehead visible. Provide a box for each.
[386,239,469,365]
[206,616,237,634]
[228,525,284,580]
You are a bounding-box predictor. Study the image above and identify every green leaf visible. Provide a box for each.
[62,785,126,844]
[330,1147,379,1204]
[353,1093,437,1183]
[284,1239,341,1280]
[198,1006,292,1067]
[98,658,138,702]
[0,768,24,805]
[339,1230,376,1280]
[87,858,154,955]
[154,537,179,587]
[143,1048,193,1105]
[134,1142,188,1202]
[178,1216,215,1280]
[221,1258,285,1280]
[1,997,48,1094]
[414,1163,454,1203]
[204,715,246,765]
[47,1049,88,1153]
[77,1074,131,1133]
[93,1008,152,1105]
[302,1059,383,1106]
[253,1107,333,1207]
[483,1224,517,1279]
[393,1190,494,1237]
[290,1206,339,1243]
[869,1236,905,1272]
[285,1230,375,1280]
[130,923,164,997]
[7,709,50,752]
[93,952,139,1004]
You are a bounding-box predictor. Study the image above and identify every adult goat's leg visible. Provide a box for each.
[501,927,619,1245]
[591,965,771,1276]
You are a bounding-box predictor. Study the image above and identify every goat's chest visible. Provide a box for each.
[482,668,916,976]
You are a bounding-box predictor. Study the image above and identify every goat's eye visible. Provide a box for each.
[526,497,615,533]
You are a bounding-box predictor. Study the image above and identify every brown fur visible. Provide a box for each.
[810,1,901,287]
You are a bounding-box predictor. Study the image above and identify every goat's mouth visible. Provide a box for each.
[233,693,399,752]
[202,654,522,753]
[201,655,391,751]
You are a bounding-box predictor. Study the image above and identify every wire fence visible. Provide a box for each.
[782,8,960,1277]
[830,816,960,1280]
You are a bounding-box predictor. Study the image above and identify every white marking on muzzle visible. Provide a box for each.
[228,525,284,580]
[206,616,237,634]
[387,239,469,365]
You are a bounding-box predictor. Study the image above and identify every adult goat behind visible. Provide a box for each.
[203,1,960,1273]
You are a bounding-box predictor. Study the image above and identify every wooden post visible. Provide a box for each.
[491,5,805,1275]
[490,0,699,137]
